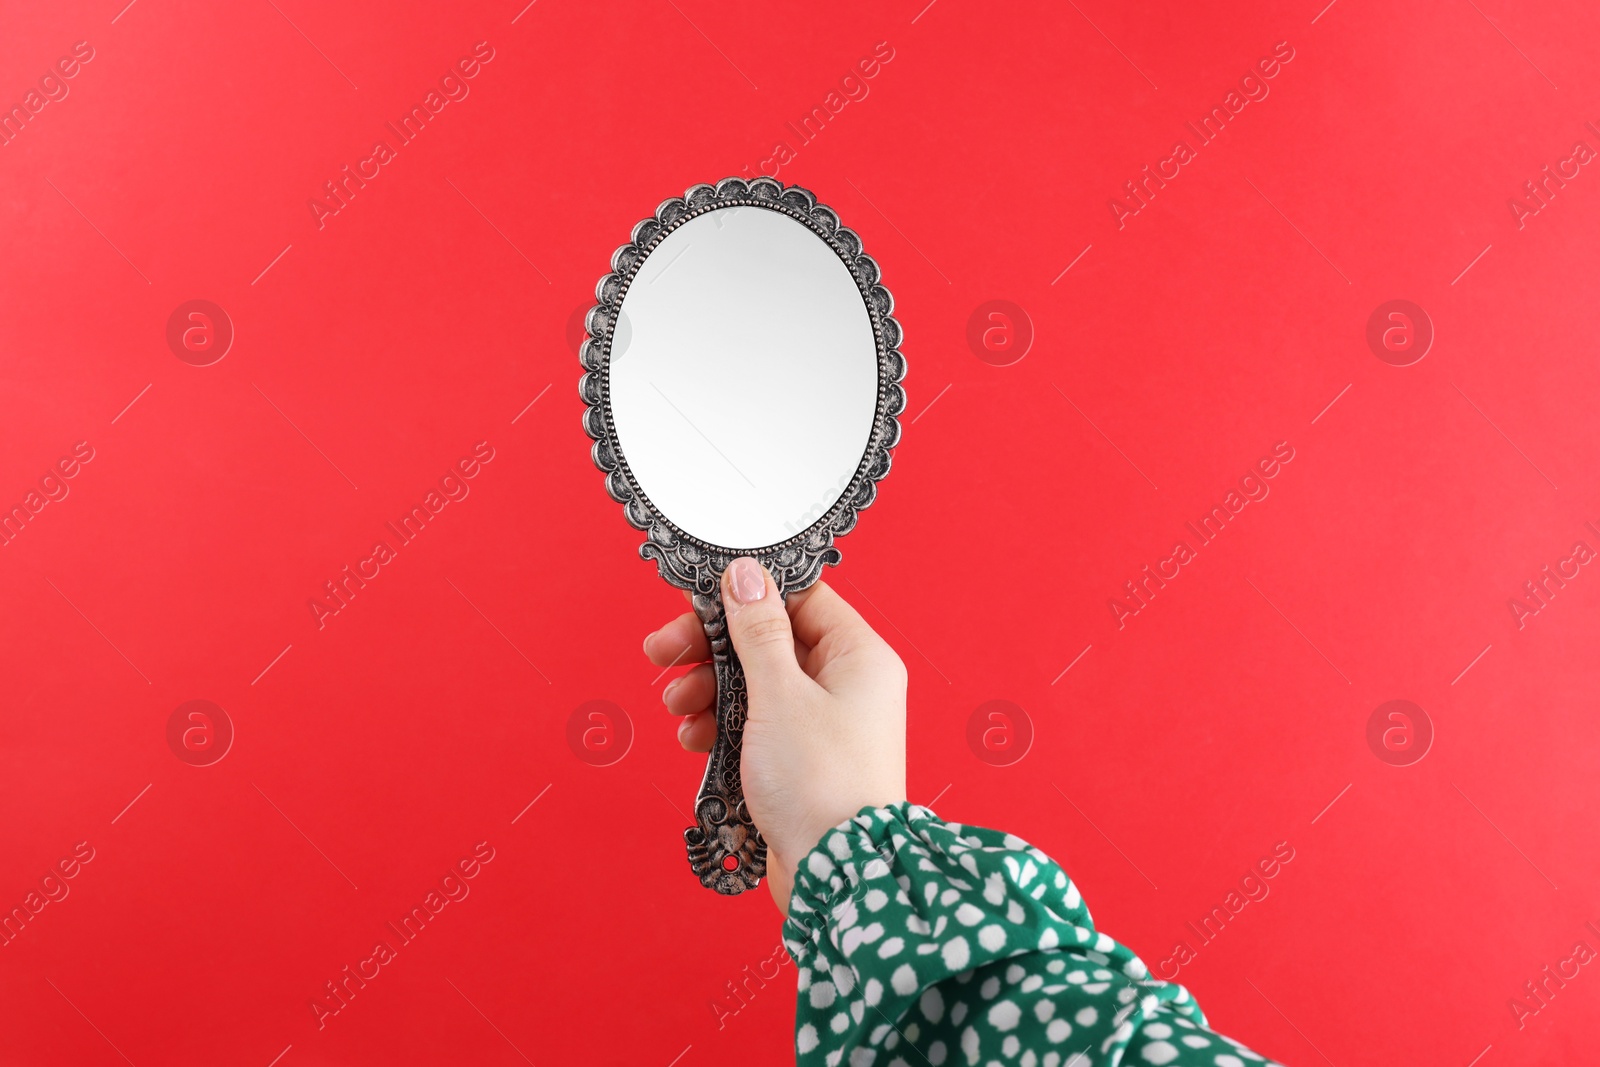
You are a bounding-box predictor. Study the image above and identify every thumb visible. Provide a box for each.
[721,557,803,688]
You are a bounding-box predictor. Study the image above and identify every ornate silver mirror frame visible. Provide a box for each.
[579,176,906,895]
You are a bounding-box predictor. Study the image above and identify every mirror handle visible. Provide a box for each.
[683,591,767,894]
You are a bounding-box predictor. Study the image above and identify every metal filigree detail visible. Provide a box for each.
[683,593,765,894]
[579,177,906,896]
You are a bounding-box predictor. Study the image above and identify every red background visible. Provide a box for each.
[2,0,1597,1064]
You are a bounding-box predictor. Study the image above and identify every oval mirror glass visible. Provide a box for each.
[608,205,879,549]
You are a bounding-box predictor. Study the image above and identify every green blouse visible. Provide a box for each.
[781,803,1285,1066]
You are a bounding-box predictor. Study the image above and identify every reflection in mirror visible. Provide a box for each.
[609,206,879,549]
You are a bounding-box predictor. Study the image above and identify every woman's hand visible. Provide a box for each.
[643,558,908,914]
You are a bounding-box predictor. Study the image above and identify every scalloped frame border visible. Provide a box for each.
[579,176,907,596]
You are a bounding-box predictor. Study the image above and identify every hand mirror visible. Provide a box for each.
[579,177,906,895]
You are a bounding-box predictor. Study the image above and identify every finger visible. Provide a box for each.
[784,580,876,652]
[644,612,710,667]
[677,710,716,753]
[663,663,715,716]
[795,641,828,680]
[721,558,807,691]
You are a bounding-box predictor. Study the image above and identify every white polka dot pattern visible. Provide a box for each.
[781,804,1287,1066]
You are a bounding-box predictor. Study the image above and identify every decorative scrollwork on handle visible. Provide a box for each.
[683,592,766,894]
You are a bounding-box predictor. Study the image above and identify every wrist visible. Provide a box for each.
[796,794,905,872]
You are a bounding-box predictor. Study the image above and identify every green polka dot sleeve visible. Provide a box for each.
[781,803,1284,1067]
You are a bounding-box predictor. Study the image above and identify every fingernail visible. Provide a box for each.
[642,630,656,655]
[727,557,767,604]
[677,717,692,743]
[662,677,681,704]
